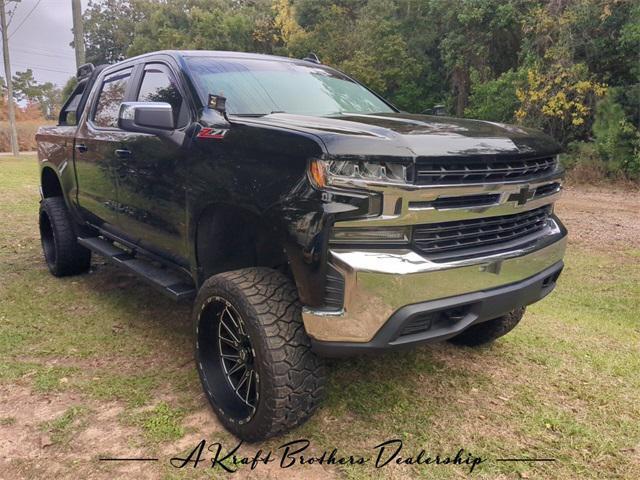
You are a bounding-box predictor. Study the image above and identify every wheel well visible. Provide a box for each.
[195,205,289,282]
[41,167,63,198]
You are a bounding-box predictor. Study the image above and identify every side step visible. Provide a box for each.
[78,236,196,301]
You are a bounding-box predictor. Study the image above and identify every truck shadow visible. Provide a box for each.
[79,260,505,449]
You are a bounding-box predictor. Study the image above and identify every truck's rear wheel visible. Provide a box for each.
[39,197,91,277]
[448,307,526,347]
[194,267,326,442]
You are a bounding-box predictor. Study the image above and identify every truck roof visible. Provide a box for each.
[125,50,310,65]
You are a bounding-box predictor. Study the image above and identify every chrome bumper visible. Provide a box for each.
[302,217,567,343]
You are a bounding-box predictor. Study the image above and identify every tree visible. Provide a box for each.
[79,0,145,64]
[127,0,274,57]
[12,69,63,119]
[465,69,525,123]
[62,77,78,101]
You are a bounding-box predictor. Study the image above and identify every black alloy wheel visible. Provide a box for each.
[194,268,326,441]
[198,296,259,423]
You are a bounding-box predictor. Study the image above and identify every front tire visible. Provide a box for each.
[39,197,91,277]
[194,267,326,442]
[448,307,526,347]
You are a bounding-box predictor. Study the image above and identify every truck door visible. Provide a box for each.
[112,62,191,266]
[74,67,134,230]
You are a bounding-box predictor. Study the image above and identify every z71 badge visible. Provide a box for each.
[197,127,229,139]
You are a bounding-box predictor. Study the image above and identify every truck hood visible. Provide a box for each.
[237,112,561,159]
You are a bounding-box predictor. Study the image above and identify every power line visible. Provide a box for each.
[9,0,43,38]
[10,61,73,74]
[13,42,76,56]
[12,47,75,60]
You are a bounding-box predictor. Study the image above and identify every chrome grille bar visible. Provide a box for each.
[415,156,557,185]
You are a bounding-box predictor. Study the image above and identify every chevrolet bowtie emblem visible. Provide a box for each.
[508,186,535,206]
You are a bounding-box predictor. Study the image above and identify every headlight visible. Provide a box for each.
[309,158,409,188]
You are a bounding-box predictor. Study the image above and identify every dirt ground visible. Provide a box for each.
[555,185,640,251]
[1,166,639,480]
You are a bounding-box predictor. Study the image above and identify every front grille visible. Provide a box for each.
[409,193,501,210]
[534,182,561,198]
[413,205,551,256]
[415,155,557,185]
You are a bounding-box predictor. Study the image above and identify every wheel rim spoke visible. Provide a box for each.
[244,370,254,404]
[226,360,245,376]
[219,317,240,344]
[214,299,259,414]
[223,307,244,335]
[219,334,238,348]
[221,352,240,360]
[235,369,250,393]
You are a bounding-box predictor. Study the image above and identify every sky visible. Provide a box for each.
[1,0,90,87]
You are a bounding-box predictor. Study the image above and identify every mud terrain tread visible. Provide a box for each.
[39,197,91,276]
[195,267,326,441]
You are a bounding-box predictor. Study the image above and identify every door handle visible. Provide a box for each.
[115,149,131,159]
[75,143,88,153]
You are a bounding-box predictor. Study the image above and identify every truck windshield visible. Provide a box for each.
[185,57,394,116]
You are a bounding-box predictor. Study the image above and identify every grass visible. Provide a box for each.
[40,406,91,445]
[0,155,639,479]
[82,372,161,407]
[128,402,186,443]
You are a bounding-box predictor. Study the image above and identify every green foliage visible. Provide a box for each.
[593,90,640,179]
[515,63,607,145]
[126,0,273,57]
[465,69,525,123]
[81,0,145,64]
[61,77,78,101]
[11,69,62,119]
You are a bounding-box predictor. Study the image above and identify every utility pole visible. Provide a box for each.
[0,0,19,156]
[71,0,85,69]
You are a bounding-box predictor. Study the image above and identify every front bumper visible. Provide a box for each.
[303,216,567,355]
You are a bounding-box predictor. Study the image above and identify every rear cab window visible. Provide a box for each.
[59,86,84,126]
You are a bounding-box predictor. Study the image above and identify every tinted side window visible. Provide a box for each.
[137,67,186,127]
[93,69,132,128]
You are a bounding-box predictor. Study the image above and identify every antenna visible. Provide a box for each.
[302,53,321,64]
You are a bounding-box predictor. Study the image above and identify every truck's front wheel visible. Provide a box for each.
[39,197,91,277]
[194,267,326,442]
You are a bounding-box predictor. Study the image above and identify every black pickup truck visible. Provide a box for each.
[36,50,567,441]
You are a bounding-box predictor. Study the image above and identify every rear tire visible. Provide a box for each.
[39,197,91,277]
[448,307,525,347]
[194,267,326,442]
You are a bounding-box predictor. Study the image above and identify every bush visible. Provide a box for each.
[561,142,608,184]
[593,90,640,179]
[465,69,525,123]
[562,140,640,185]
[515,63,607,146]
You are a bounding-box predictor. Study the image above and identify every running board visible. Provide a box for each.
[78,236,196,301]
